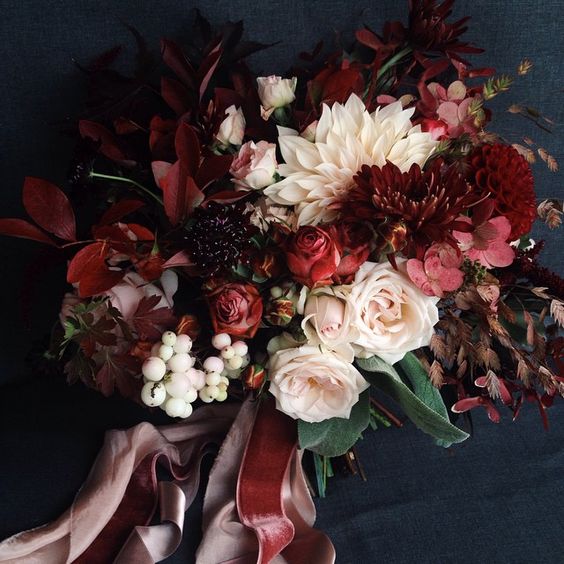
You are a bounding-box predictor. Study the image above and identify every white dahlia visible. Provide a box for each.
[264,94,438,226]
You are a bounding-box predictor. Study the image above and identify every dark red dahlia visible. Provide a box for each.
[345,159,479,257]
[469,144,536,240]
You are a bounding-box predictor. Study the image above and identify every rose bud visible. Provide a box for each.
[257,75,297,119]
[230,140,278,191]
[377,221,408,253]
[330,220,372,284]
[285,225,341,288]
[265,297,296,327]
[207,282,263,338]
[215,105,246,147]
[251,247,284,279]
[176,314,201,340]
[242,364,266,390]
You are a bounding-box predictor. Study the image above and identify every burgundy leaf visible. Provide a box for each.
[22,177,76,241]
[78,268,125,298]
[161,76,192,116]
[356,29,383,51]
[99,199,145,226]
[0,218,57,246]
[151,160,172,189]
[195,154,233,189]
[132,295,176,340]
[175,122,200,177]
[198,43,223,101]
[186,176,205,215]
[67,242,107,283]
[158,161,185,225]
[163,251,194,268]
[79,120,131,164]
[202,190,249,206]
[161,38,196,89]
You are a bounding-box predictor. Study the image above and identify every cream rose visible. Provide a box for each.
[216,105,245,146]
[257,75,297,119]
[268,345,369,422]
[301,287,358,360]
[230,140,278,190]
[347,261,439,364]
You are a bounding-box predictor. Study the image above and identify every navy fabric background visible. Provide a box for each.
[0,1,563,562]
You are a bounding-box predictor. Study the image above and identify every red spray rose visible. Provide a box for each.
[207,283,263,338]
[329,220,372,283]
[285,226,340,288]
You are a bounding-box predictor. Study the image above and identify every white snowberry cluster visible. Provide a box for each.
[211,333,250,378]
[141,331,228,418]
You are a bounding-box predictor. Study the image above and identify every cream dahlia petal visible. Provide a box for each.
[264,93,438,225]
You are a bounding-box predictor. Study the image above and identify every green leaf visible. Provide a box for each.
[357,356,469,447]
[298,390,370,457]
[396,352,452,448]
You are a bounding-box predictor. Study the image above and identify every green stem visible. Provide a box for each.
[90,172,163,206]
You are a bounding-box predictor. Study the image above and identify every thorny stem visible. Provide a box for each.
[90,172,164,206]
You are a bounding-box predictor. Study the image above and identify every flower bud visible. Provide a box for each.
[377,221,408,253]
[251,248,284,279]
[265,297,296,327]
[257,76,297,119]
[242,364,266,390]
[176,315,201,340]
[216,105,245,146]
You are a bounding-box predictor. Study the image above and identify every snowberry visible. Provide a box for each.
[158,344,174,362]
[199,389,214,403]
[216,389,228,402]
[232,341,248,357]
[183,388,198,404]
[167,353,191,373]
[270,286,283,299]
[220,346,235,360]
[240,353,250,368]
[227,355,243,370]
[219,376,230,387]
[206,385,220,399]
[211,333,231,350]
[141,381,167,406]
[165,372,190,398]
[142,357,167,382]
[205,371,221,387]
[165,397,186,418]
[203,356,224,374]
[181,403,193,419]
[173,334,192,354]
[161,331,177,347]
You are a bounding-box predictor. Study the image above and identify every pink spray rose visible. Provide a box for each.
[230,140,278,190]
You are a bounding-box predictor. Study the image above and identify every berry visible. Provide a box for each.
[141,381,167,406]
[167,353,191,373]
[211,333,231,349]
[203,356,224,373]
[165,397,186,418]
[199,389,214,403]
[231,341,248,356]
[181,403,193,418]
[161,331,177,347]
[221,346,235,360]
[205,371,221,386]
[183,388,198,403]
[216,389,228,402]
[227,355,243,370]
[187,368,206,390]
[206,385,220,399]
[165,373,190,398]
[158,344,174,361]
[173,334,192,354]
[142,357,167,382]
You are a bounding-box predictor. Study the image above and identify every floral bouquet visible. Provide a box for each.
[0,0,563,562]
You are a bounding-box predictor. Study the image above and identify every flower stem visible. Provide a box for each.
[90,172,163,206]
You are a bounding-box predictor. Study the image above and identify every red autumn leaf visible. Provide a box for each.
[99,199,145,226]
[202,190,249,206]
[355,29,384,51]
[195,154,233,189]
[0,218,57,246]
[79,120,132,164]
[186,176,205,215]
[198,43,223,101]
[161,38,196,89]
[96,353,141,398]
[175,122,200,177]
[22,177,76,241]
[78,268,125,298]
[163,250,194,269]
[132,294,176,340]
[157,160,184,225]
[320,69,364,105]
[420,59,451,82]
[161,76,192,116]
[151,161,172,189]
[126,223,155,241]
[67,242,107,283]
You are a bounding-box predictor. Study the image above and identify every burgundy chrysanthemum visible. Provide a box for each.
[469,144,536,240]
[345,159,479,257]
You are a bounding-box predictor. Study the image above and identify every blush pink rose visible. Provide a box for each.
[230,140,278,190]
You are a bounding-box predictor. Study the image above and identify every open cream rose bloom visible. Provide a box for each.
[264,94,437,226]
[347,261,439,364]
[268,344,369,423]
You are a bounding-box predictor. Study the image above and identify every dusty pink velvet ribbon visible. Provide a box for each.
[0,399,335,563]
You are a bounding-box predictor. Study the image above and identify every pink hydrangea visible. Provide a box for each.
[406,242,464,298]
[453,215,515,268]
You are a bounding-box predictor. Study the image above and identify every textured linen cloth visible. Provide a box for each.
[0,1,563,562]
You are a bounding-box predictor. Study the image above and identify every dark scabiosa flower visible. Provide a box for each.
[346,159,479,257]
[188,202,257,275]
[468,143,536,240]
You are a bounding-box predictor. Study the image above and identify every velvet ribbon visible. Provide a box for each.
[0,399,335,564]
